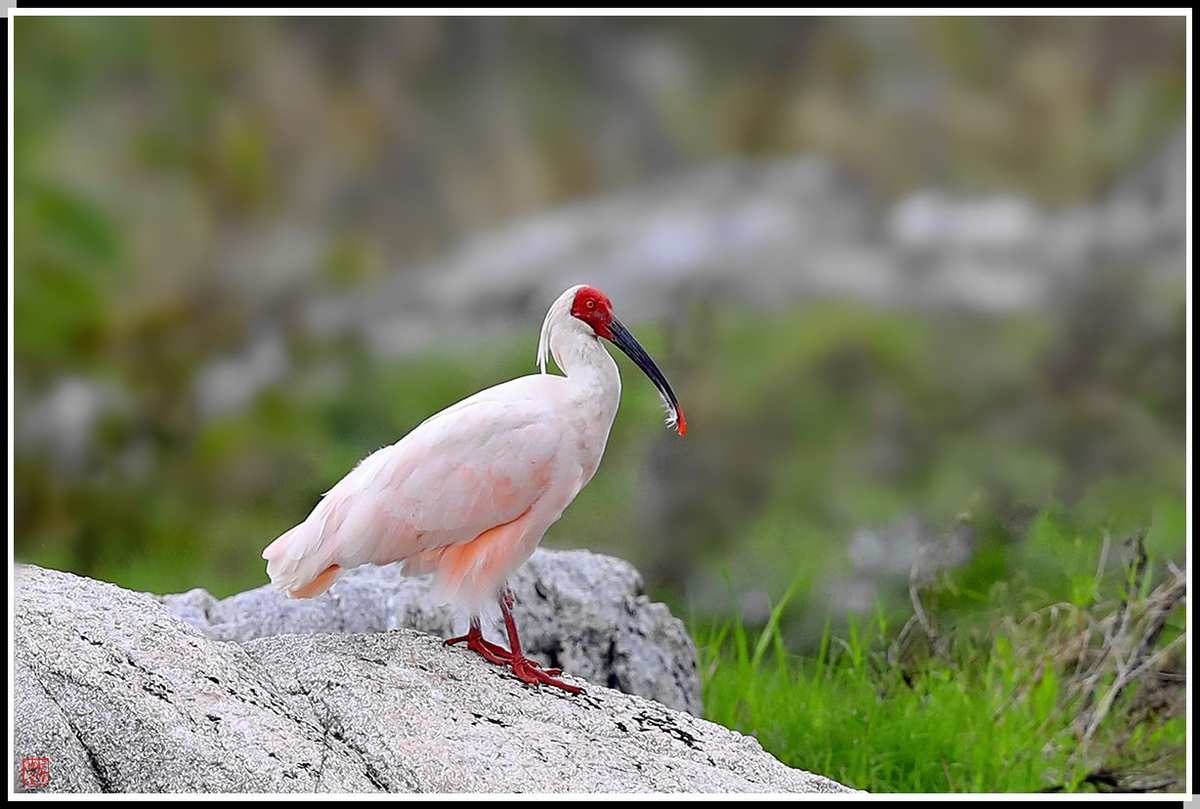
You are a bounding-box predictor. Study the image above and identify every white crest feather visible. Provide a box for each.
[536,308,552,374]
[536,284,587,374]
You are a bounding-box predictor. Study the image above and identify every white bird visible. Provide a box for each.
[262,284,686,692]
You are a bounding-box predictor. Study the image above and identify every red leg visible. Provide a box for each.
[443,617,509,666]
[478,636,519,663]
[498,590,580,693]
[474,634,562,675]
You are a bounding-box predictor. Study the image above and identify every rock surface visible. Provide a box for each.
[158,548,702,716]
[14,565,855,794]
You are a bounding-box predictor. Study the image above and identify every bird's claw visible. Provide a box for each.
[446,633,577,692]
[509,655,582,693]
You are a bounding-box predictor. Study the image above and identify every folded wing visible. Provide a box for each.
[262,377,567,598]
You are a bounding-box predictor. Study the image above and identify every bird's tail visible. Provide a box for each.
[261,518,343,599]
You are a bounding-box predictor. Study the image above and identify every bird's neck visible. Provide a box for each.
[552,330,622,418]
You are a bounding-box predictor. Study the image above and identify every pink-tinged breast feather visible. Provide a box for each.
[406,504,540,612]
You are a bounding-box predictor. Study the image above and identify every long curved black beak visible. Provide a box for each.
[606,318,687,436]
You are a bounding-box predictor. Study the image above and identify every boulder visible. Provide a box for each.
[14,565,855,794]
[158,549,702,716]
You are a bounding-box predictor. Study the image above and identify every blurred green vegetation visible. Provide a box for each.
[12,16,1187,376]
[13,16,1188,791]
[14,13,1185,628]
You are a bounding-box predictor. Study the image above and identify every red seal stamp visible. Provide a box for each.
[20,756,51,789]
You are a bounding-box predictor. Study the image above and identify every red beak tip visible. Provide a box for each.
[676,411,688,437]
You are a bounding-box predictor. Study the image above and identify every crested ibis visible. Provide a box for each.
[262,284,686,693]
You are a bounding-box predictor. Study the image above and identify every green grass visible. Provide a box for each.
[697,548,1187,793]
[703,621,1071,791]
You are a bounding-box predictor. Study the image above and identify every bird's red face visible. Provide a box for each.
[569,285,687,437]
[570,286,615,340]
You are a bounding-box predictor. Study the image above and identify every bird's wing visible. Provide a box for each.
[285,376,570,572]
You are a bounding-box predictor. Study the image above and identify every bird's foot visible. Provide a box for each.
[508,655,581,693]
[447,601,578,693]
[445,634,569,683]
[444,631,510,667]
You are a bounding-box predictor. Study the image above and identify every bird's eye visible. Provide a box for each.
[586,299,596,309]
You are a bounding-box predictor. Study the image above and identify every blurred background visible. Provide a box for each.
[13,17,1186,650]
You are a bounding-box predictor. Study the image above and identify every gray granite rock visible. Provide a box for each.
[14,564,855,794]
[157,548,702,716]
